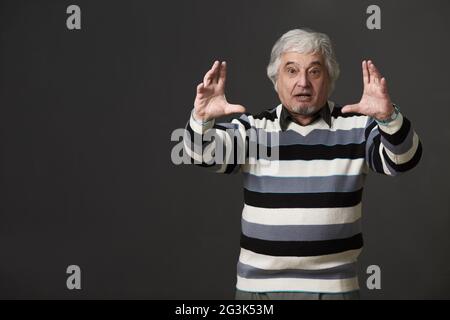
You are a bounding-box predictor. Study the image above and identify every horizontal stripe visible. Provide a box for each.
[253,106,368,134]
[242,218,362,242]
[236,275,359,293]
[238,247,362,271]
[242,203,362,226]
[282,115,369,136]
[381,125,414,155]
[240,233,364,257]
[255,127,366,147]
[241,158,366,177]
[382,141,423,173]
[379,115,411,145]
[237,261,357,280]
[243,188,363,208]
[384,132,419,164]
[249,142,366,161]
[243,173,365,193]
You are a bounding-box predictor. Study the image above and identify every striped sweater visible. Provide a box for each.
[183,101,422,294]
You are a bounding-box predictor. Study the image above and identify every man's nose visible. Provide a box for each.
[296,71,310,88]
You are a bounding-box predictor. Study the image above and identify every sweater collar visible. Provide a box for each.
[279,102,331,131]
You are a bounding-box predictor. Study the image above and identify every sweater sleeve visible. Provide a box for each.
[183,109,251,174]
[364,111,423,176]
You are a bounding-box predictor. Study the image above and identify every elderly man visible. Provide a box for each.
[183,29,422,300]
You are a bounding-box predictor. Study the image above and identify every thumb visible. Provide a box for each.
[341,104,360,114]
[225,103,246,115]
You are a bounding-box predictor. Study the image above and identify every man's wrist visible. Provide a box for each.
[375,104,400,126]
[191,109,213,126]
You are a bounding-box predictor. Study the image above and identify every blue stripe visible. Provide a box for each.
[243,173,365,193]
[237,261,357,280]
[242,218,362,242]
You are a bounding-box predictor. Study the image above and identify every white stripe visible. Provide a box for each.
[241,158,366,177]
[238,247,362,271]
[384,132,419,164]
[331,115,369,130]
[242,203,362,226]
[379,143,393,175]
[236,275,359,293]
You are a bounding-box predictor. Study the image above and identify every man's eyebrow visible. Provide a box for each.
[284,61,323,67]
[308,61,323,67]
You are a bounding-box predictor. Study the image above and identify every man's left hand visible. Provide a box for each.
[341,60,394,120]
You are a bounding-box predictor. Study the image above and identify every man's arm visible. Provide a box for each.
[342,60,422,175]
[364,111,422,175]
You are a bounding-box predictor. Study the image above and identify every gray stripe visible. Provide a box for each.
[237,261,357,280]
[254,127,366,146]
[216,122,240,130]
[366,126,379,170]
[380,125,414,155]
[242,219,362,242]
[243,173,365,193]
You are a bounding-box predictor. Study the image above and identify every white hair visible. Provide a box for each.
[267,28,340,96]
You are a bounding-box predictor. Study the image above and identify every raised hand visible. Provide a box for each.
[193,60,246,122]
[341,60,394,120]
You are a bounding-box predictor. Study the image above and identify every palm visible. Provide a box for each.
[342,60,393,119]
[193,61,245,122]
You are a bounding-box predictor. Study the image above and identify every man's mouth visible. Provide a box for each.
[294,93,312,101]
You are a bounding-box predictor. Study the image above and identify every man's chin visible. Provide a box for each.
[289,103,320,116]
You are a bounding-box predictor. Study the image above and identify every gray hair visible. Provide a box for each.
[267,28,340,96]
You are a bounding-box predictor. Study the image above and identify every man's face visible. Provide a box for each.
[276,51,330,116]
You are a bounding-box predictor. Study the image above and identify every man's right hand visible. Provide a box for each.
[193,60,246,122]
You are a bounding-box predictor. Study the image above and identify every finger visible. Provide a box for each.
[196,82,205,94]
[341,104,360,114]
[218,61,227,87]
[368,60,381,83]
[225,103,246,115]
[362,60,369,85]
[210,60,221,84]
[203,60,219,86]
[380,77,388,94]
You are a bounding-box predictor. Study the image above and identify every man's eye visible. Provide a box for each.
[287,68,297,74]
[309,69,321,76]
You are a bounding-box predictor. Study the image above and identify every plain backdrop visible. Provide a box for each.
[0,0,449,299]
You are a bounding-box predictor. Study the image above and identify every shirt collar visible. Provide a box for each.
[279,102,331,131]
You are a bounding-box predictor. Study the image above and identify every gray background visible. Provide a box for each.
[0,0,448,299]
